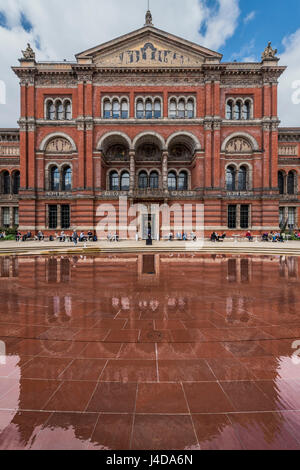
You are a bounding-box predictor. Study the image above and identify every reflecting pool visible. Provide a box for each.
[0,253,300,450]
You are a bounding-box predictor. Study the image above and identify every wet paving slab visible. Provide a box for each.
[0,252,300,450]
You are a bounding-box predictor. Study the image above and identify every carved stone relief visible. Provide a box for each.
[45,138,73,153]
[226,138,252,153]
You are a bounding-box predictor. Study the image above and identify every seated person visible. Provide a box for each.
[87,231,93,241]
[245,231,253,241]
[93,234,98,242]
[182,232,187,241]
[211,232,218,242]
[168,232,173,241]
[262,232,269,242]
[49,234,54,242]
[190,231,197,241]
[79,232,86,242]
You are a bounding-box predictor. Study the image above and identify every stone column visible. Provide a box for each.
[162,151,168,192]
[129,151,135,194]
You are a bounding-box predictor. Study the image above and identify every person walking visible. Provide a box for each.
[72,230,78,246]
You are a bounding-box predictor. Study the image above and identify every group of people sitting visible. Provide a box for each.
[210,232,227,242]
[261,231,285,242]
[168,232,197,241]
[0,231,7,240]
[15,230,98,243]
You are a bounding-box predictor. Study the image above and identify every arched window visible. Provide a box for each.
[120,172,130,191]
[145,100,152,119]
[3,171,10,194]
[187,100,194,119]
[234,102,242,120]
[168,171,177,190]
[243,101,251,120]
[149,171,159,189]
[112,100,120,119]
[238,166,247,191]
[110,171,119,191]
[287,171,296,195]
[226,166,236,191]
[226,100,233,120]
[50,167,60,191]
[104,100,111,119]
[56,101,64,120]
[169,100,177,119]
[64,101,72,120]
[47,101,55,120]
[278,171,285,195]
[154,100,161,119]
[12,171,20,195]
[178,100,185,119]
[139,171,148,189]
[178,171,188,190]
[136,100,144,119]
[121,100,129,119]
[62,167,72,191]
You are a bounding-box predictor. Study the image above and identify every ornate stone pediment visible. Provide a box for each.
[76,26,222,69]
[226,137,252,153]
[45,138,73,153]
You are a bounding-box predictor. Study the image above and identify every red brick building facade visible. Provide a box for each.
[1,12,300,237]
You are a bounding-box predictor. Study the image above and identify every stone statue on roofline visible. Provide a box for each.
[145,10,153,26]
[21,43,35,60]
[261,42,278,61]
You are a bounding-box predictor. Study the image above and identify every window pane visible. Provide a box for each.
[3,172,10,194]
[139,172,148,189]
[61,205,70,229]
[168,172,177,190]
[228,205,237,229]
[50,167,60,191]
[234,103,242,120]
[136,101,144,119]
[62,168,72,191]
[65,101,72,120]
[57,102,64,120]
[120,172,130,191]
[149,172,159,189]
[186,100,194,119]
[240,205,249,229]
[49,205,58,229]
[2,207,10,227]
[287,172,295,195]
[145,101,152,119]
[110,172,119,190]
[243,102,250,120]
[288,207,296,227]
[226,167,236,191]
[13,207,19,226]
[169,100,176,119]
[112,101,120,119]
[279,207,285,228]
[178,100,185,118]
[278,172,284,195]
[13,172,20,194]
[178,172,188,190]
[154,100,161,119]
[238,167,247,191]
[104,101,111,119]
[121,101,128,119]
[226,102,233,119]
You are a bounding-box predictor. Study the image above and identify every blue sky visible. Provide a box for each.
[218,0,300,61]
[0,0,300,126]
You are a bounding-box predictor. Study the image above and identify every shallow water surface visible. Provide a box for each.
[0,253,299,450]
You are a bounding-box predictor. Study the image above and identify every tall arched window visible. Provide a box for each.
[187,100,194,119]
[136,100,144,119]
[145,100,152,119]
[62,167,72,191]
[3,171,10,194]
[112,100,120,119]
[168,171,177,190]
[226,100,233,119]
[287,171,296,195]
[178,100,185,119]
[149,171,159,189]
[57,101,64,120]
[121,100,129,119]
[238,166,247,191]
[139,171,148,189]
[50,167,60,191]
[47,101,55,120]
[120,172,130,191]
[178,171,188,190]
[154,100,161,119]
[64,101,72,120]
[234,102,242,120]
[169,100,177,119]
[110,171,119,191]
[12,171,20,195]
[278,171,285,195]
[104,100,111,119]
[243,101,251,120]
[226,166,236,191]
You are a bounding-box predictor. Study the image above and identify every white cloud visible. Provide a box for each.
[278,29,300,126]
[244,11,255,24]
[0,0,241,127]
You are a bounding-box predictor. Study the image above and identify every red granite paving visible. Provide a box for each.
[0,253,299,450]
